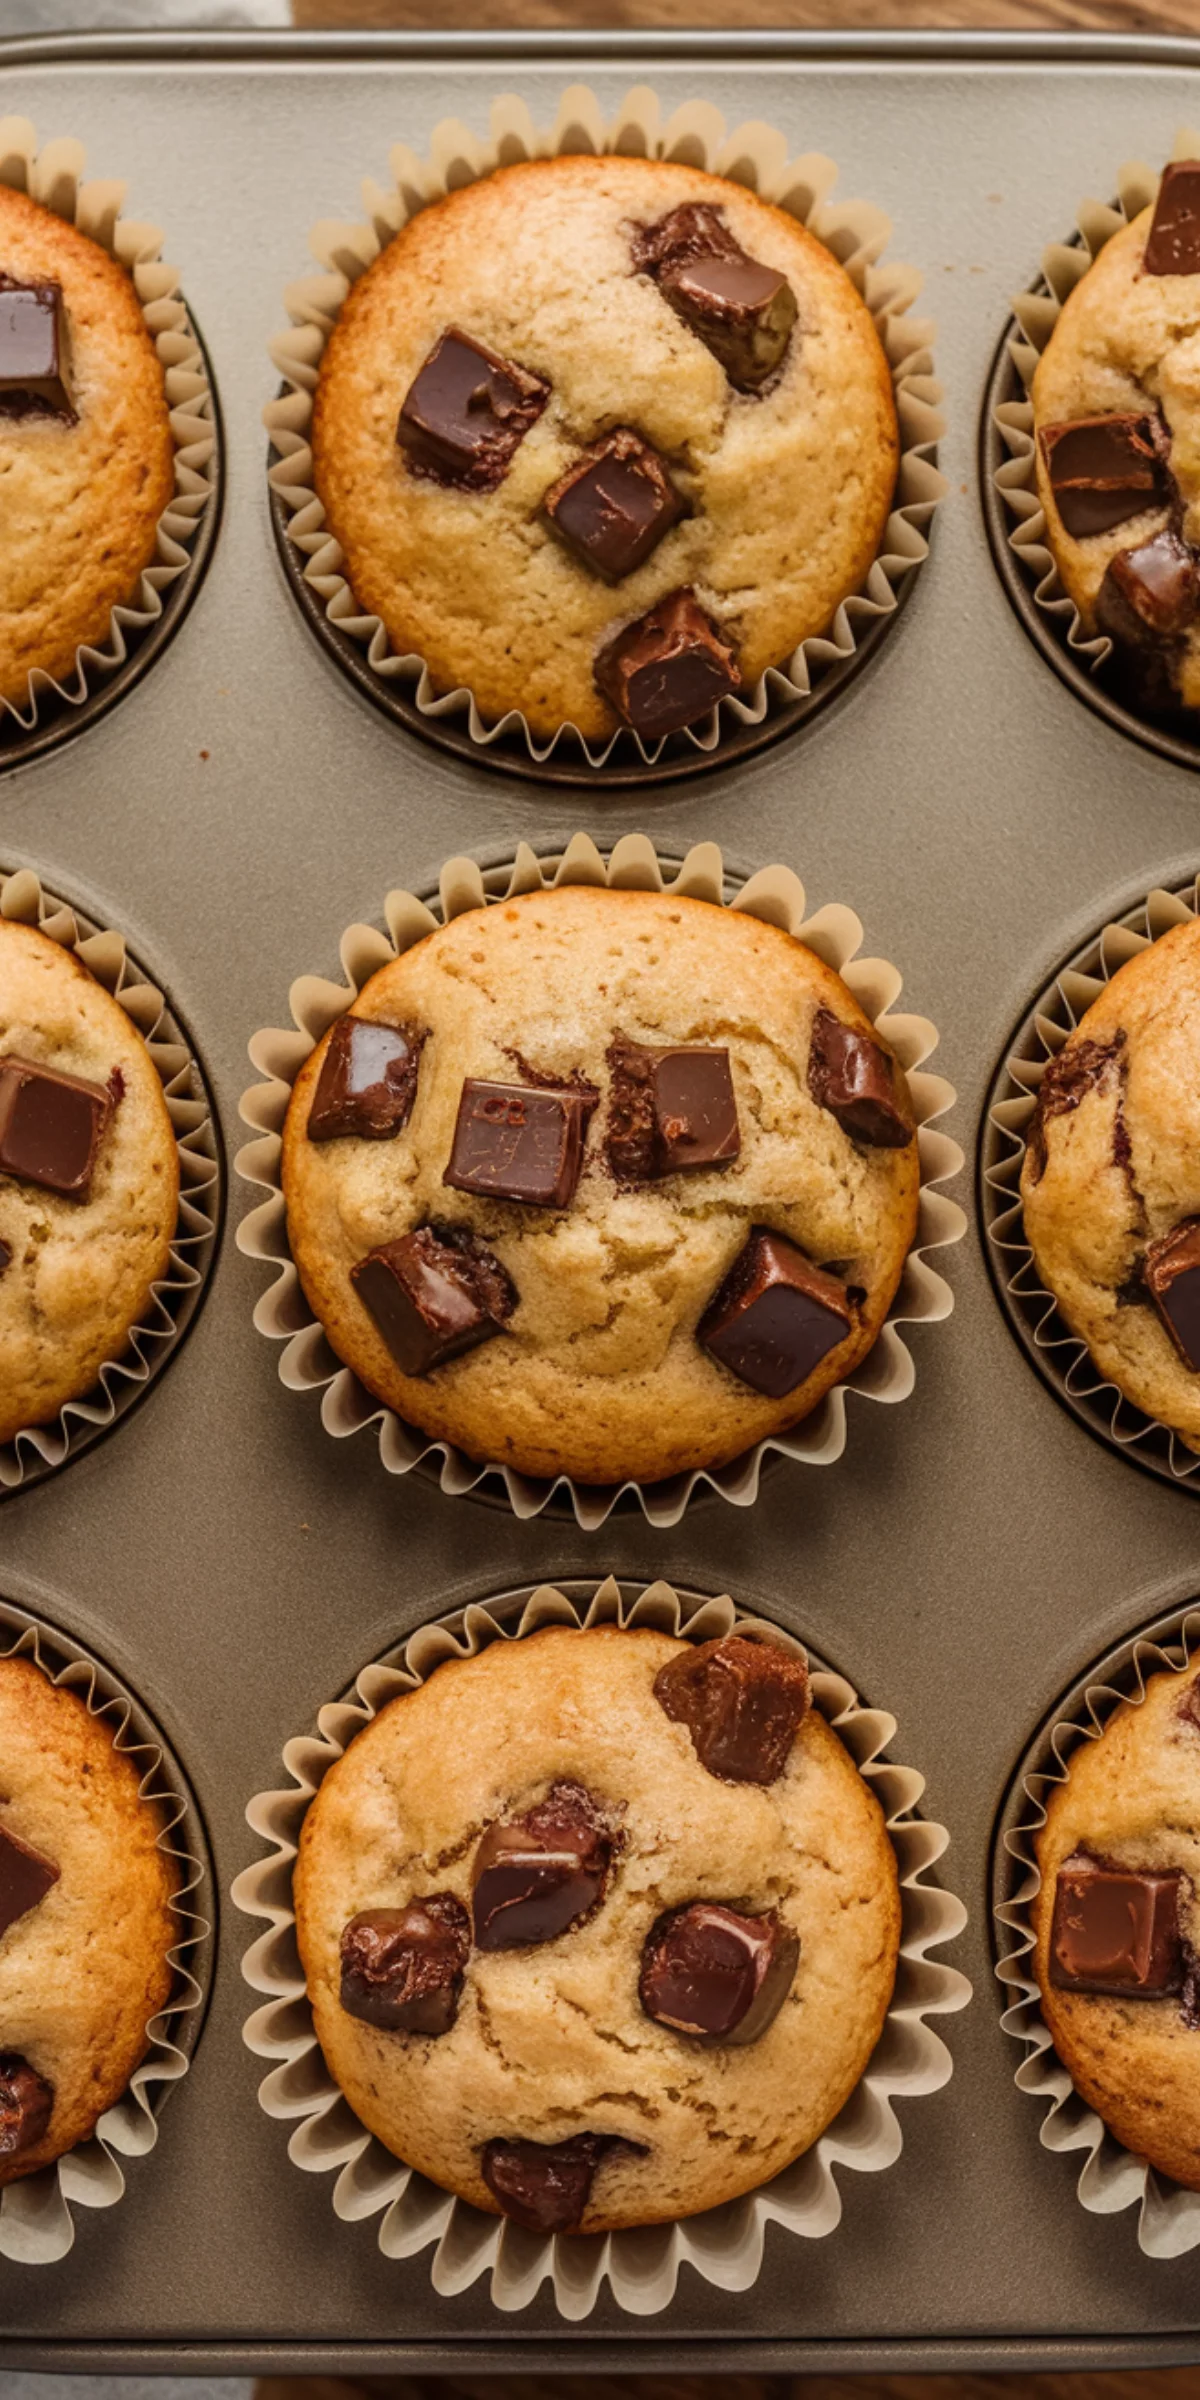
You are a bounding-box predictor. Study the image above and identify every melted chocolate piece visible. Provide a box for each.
[594,586,742,737]
[444,1078,595,1209]
[0,1824,59,1941]
[472,1781,613,1951]
[1144,1217,1200,1370]
[1051,1855,1183,1997]
[0,1237,9,1275]
[1144,160,1200,276]
[654,1633,809,1786]
[0,276,73,421]
[639,1901,799,2043]
[397,328,549,491]
[632,203,796,389]
[1040,415,1169,539]
[605,1038,739,1180]
[807,1008,912,1149]
[1179,1674,1200,1732]
[0,2053,54,2160]
[1024,1033,1124,1183]
[351,1222,515,1377]
[308,1017,424,1143]
[481,2131,642,2232]
[0,1055,111,1199]
[700,1226,854,1398]
[543,427,683,583]
[339,1896,470,2035]
[630,203,744,277]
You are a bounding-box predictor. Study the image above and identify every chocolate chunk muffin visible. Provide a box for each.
[1032,1656,1200,2190]
[294,1626,901,2233]
[0,919,180,1446]
[0,1654,177,2183]
[0,185,174,707]
[280,883,919,1486]
[310,154,898,741]
[1020,913,1200,1450]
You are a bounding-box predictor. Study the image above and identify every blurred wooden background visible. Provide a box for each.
[292,0,1200,36]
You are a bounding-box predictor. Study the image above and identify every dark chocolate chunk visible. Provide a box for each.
[0,1055,111,1200]
[1104,530,1200,636]
[0,1237,9,1275]
[543,427,684,583]
[1144,160,1200,276]
[630,203,745,277]
[605,1038,739,1181]
[632,203,796,389]
[339,1896,471,2035]
[807,1008,912,1149]
[1024,1032,1125,1183]
[654,1633,809,1785]
[351,1221,515,1377]
[0,1823,59,1942]
[1144,1217,1200,1370]
[397,328,549,491]
[443,1078,594,1209]
[699,1226,854,1399]
[472,1781,613,1951]
[1039,415,1169,540]
[307,1016,424,1143]
[0,276,73,421]
[594,586,741,738]
[481,2130,641,2233]
[639,1901,799,2043]
[1051,1855,1183,1997]
[0,2053,54,2160]
[1179,1674,1200,1732]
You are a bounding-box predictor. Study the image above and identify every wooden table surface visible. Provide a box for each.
[293,0,1200,37]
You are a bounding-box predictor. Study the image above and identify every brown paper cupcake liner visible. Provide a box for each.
[0,1597,212,2266]
[265,84,944,776]
[994,1601,1200,2259]
[235,832,964,1531]
[233,1574,970,2320]
[0,866,221,1493]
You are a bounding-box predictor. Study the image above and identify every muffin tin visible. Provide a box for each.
[8,20,1200,2376]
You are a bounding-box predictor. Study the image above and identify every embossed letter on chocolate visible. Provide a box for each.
[351,1222,516,1377]
[1051,1855,1183,1997]
[481,2131,642,2232]
[700,1226,854,1398]
[397,328,550,491]
[0,276,73,420]
[633,204,797,390]
[444,1078,596,1209]
[807,1008,912,1148]
[1039,415,1169,540]
[1143,160,1200,276]
[307,1017,424,1143]
[472,1781,613,1950]
[0,2052,54,2160]
[0,1824,59,1941]
[639,1901,799,2044]
[0,1055,112,1200]
[339,1896,471,2035]
[1144,1217,1200,1371]
[606,1038,739,1181]
[543,428,683,583]
[594,587,742,737]
[654,1633,809,1785]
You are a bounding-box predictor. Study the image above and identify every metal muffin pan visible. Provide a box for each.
[9,22,1200,2374]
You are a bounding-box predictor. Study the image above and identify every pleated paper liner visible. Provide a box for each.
[0,1598,213,2267]
[0,866,222,1495]
[982,128,1200,773]
[0,118,222,771]
[993,1598,1200,2259]
[981,872,1200,1495]
[234,1575,971,2322]
[265,84,944,786]
[235,833,965,1531]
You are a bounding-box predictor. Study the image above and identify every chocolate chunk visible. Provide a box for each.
[630,204,744,277]
[339,1896,470,2035]
[351,1221,515,1377]
[1144,1217,1200,1370]
[699,1226,854,1399]
[639,1901,799,2043]
[1144,160,1200,275]
[543,427,684,583]
[0,1824,59,1941]
[654,1633,809,1785]
[397,328,549,491]
[307,1017,424,1143]
[660,253,797,390]
[0,1055,111,1200]
[0,2053,54,2160]
[1179,1675,1200,1732]
[807,1008,912,1149]
[481,2130,641,2232]
[594,586,742,737]
[472,1781,613,1951]
[0,276,73,421]
[1103,530,1200,636]
[1024,1032,1124,1183]
[0,1237,9,1275]
[444,1078,595,1209]
[1051,1855,1183,1997]
[1039,415,1169,540]
[606,1038,740,1181]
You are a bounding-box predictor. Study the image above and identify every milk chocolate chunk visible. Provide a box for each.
[0,1237,9,1275]
[1024,1033,1124,1183]
[472,1781,613,1951]
[1051,1856,1183,1997]
[339,1896,470,2035]
[1144,160,1200,275]
[660,252,797,390]
[307,1017,424,1143]
[700,1227,854,1399]
[1040,415,1169,539]
[807,1008,912,1149]
[594,587,741,737]
[0,1055,111,1199]
[630,203,744,277]
[606,1038,739,1181]
[0,276,73,420]
[1103,530,1200,637]
[481,2131,641,2233]
[639,1902,799,2044]
[543,427,683,583]
[444,1078,594,1209]
[0,2053,54,2160]
[0,1824,59,1941]
[654,1633,809,1785]
[351,1222,515,1377]
[397,328,549,491]
[1144,1217,1200,1369]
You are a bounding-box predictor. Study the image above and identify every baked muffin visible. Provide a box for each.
[1020,912,1200,1451]
[311,153,898,741]
[0,184,174,708]
[0,918,180,1446]
[294,1625,901,2233]
[1032,1656,1200,2190]
[0,1653,178,2183]
[280,883,920,1486]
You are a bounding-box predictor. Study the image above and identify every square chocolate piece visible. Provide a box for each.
[700,1227,853,1399]
[807,1007,912,1149]
[606,1039,739,1181]
[659,252,797,391]
[1051,1857,1183,1997]
[444,1078,593,1209]
[1039,415,1169,540]
[542,428,683,583]
[307,1016,424,1143]
[351,1222,515,1378]
[1144,1216,1200,1369]
[1102,529,1200,639]
[594,586,741,738]
[0,1055,111,1200]
[1144,161,1200,276]
[0,1824,59,1941]
[397,328,550,491]
[0,276,73,420]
